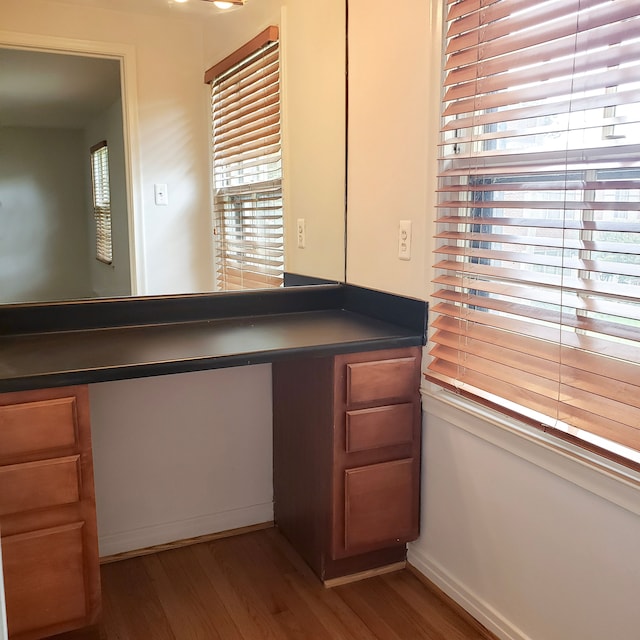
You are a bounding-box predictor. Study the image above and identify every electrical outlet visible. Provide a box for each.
[297,218,306,249]
[398,220,412,260]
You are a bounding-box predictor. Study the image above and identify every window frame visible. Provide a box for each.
[90,140,113,266]
[205,26,284,291]
[428,0,640,469]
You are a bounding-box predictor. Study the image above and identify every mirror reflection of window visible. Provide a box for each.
[90,140,113,265]
[208,27,284,291]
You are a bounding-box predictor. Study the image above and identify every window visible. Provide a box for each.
[90,140,112,264]
[428,0,640,464]
[205,26,284,290]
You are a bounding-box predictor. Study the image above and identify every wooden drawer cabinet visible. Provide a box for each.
[346,356,419,405]
[345,403,414,452]
[0,456,81,517]
[273,347,421,583]
[0,397,78,459]
[0,386,100,640]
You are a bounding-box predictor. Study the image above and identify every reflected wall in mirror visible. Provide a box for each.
[0,0,346,305]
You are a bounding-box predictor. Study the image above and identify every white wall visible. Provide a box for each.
[89,366,273,556]
[281,0,346,281]
[84,99,132,298]
[346,0,433,299]
[0,126,92,302]
[410,394,640,640]
[347,1,640,639]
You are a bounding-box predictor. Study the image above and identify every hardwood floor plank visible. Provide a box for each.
[251,529,376,640]
[191,537,288,640]
[100,556,176,640]
[210,532,336,640]
[332,579,409,640]
[385,571,489,640]
[93,528,494,640]
[141,547,243,640]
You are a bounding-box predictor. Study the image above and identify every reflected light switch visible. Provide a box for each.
[154,183,169,206]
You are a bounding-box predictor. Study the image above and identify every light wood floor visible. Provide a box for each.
[70,528,495,640]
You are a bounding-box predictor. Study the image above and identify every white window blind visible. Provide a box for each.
[207,27,284,290]
[90,140,112,265]
[428,0,640,464]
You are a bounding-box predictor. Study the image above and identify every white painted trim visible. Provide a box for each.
[98,501,274,557]
[421,388,640,516]
[280,4,291,273]
[0,30,147,296]
[407,545,531,640]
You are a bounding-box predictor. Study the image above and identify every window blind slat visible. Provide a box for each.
[435,233,640,258]
[445,0,637,69]
[432,314,640,386]
[444,17,640,88]
[442,88,640,132]
[443,66,640,118]
[444,41,640,104]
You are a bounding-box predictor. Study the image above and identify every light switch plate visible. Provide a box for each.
[154,183,168,206]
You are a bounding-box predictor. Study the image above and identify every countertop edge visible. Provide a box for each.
[0,334,423,393]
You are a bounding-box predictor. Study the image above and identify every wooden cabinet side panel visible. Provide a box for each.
[73,385,101,629]
[272,358,334,577]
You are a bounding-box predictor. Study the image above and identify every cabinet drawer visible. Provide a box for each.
[0,397,78,460]
[346,403,415,452]
[0,456,81,517]
[344,458,418,551]
[3,523,88,638]
[346,356,418,406]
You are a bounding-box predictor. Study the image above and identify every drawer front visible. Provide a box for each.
[346,356,419,406]
[346,403,415,452]
[0,397,78,460]
[3,523,88,638]
[0,456,81,517]
[343,458,418,552]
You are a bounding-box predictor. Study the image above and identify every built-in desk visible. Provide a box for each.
[0,284,426,393]
[0,284,427,639]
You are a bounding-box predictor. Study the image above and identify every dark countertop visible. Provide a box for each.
[0,284,427,393]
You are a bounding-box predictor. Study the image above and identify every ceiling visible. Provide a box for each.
[47,0,242,17]
[0,48,121,129]
[0,1,243,129]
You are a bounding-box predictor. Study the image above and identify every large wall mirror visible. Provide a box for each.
[0,0,346,305]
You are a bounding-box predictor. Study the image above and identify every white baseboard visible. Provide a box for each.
[98,502,274,557]
[407,545,532,640]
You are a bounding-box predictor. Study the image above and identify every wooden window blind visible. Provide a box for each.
[90,140,112,265]
[207,27,284,290]
[428,0,640,464]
